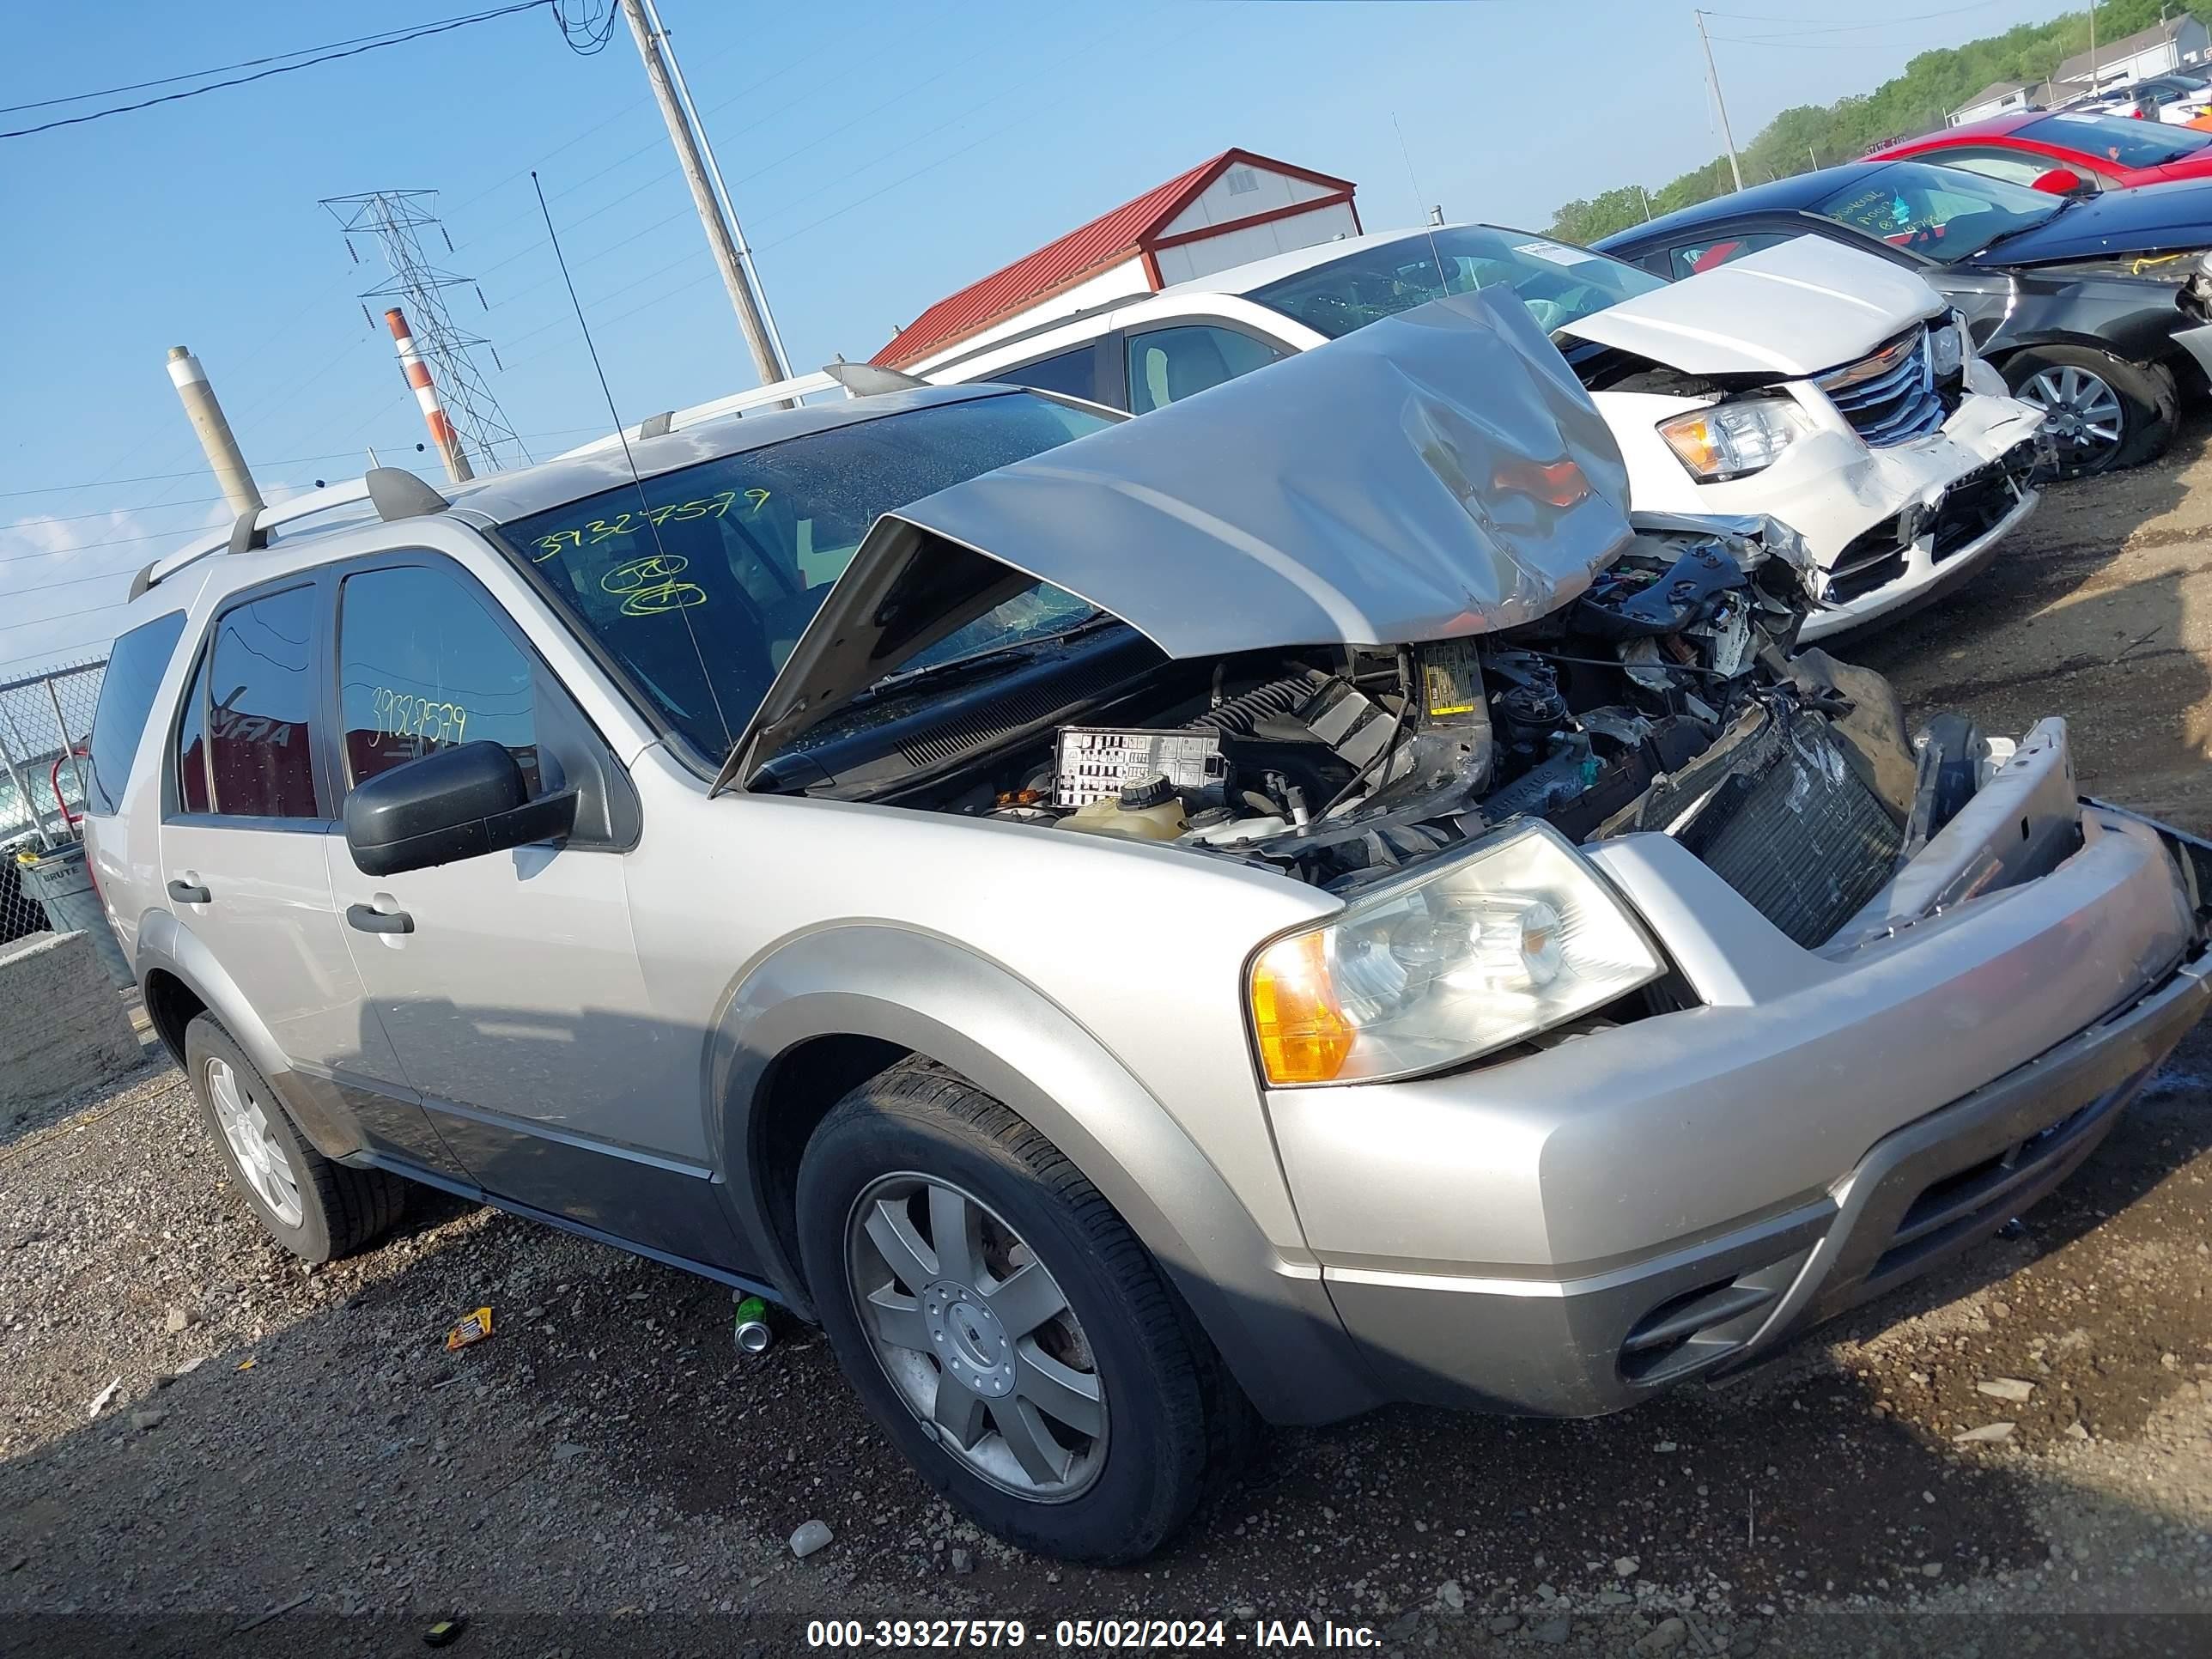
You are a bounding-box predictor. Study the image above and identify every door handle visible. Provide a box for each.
[167,879,211,904]
[345,903,414,935]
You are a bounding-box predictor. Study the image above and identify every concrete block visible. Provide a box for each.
[0,931,140,1115]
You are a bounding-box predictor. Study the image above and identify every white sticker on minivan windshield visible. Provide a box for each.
[1514,240,1600,267]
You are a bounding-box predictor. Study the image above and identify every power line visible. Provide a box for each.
[2,2,552,141]
[0,17,480,116]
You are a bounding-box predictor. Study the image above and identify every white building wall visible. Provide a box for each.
[1152,200,1360,286]
[904,256,1150,374]
[1156,166,1336,240]
[1949,88,2031,125]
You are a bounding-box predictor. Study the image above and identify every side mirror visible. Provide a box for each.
[2031,167,2088,196]
[343,740,577,877]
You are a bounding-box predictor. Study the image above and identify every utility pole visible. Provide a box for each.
[1636,184,1654,221]
[620,0,787,387]
[165,347,264,520]
[1695,9,1746,194]
[639,0,790,380]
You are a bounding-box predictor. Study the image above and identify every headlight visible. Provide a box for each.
[1656,396,1809,483]
[1246,823,1665,1086]
[1929,314,1966,378]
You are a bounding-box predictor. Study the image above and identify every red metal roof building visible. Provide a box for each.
[872,149,1359,370]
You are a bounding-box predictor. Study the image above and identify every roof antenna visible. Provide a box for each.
[1392,112,1450,295]
[531,171,735,757]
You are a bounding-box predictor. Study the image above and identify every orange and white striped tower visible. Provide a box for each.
[384,306,473,483]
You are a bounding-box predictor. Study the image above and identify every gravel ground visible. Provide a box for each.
[9,426,2212,1656]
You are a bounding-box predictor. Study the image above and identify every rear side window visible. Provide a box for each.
[1124,325,1285,414]
[983,343,1105,404]
[84,611,185,815]
[1667,232,1790,278]
[174,647,211,814]
[337,564,542,795]
[207,586,322,820]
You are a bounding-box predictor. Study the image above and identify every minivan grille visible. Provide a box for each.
[1820,326,1947,448]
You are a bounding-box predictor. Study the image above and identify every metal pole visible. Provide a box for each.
[43,678,86,824]
[640,0,791,380]
[1696,10,1746,194]
[620,0,785,388]
[165,348,264,520]
[1636,185,1653,221]
[385,307,472,483]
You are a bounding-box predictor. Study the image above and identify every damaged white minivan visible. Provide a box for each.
[925,225,2049,641]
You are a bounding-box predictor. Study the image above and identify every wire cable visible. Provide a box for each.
[0,17,478,115]
[3,2,551,141]
[552,0,621,54]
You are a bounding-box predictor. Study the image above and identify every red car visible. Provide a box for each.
[1875,110,2212,195]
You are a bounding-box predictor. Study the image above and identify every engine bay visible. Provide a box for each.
[760,522,1917,914]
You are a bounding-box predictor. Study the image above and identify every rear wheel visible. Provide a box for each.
[2002,344,2174,477]
[796,1060,1243,1563]
[185,1013,404,1262]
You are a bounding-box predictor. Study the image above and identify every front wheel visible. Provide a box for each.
[796,1060,1243,1563]
[2002,344,2175,478]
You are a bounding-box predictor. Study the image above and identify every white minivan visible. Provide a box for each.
[921,225,2048,641]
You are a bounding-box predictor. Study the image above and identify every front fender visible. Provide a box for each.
[134,908,361,1158]
[708,923,1378,1425]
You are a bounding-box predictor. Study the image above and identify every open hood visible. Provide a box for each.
[1558,235,1948,378]
[721,289,1635,789]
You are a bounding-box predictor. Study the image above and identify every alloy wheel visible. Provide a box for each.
[845,1173,1107,1501]
[206,1057,304,1228]
[2017,363,2125,466]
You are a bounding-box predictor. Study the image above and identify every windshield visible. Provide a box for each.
[500,392,1113,760]
[1250,225,1665,340]
[2015,111,2212,169]
[1814,161,2064,263]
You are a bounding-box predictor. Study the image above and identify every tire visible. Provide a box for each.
[2002,344,2175,478]
[796,1060,1249,1563]
[184,1013,404,1263]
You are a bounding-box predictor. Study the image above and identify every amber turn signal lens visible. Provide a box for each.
[1249,932,1356,1085]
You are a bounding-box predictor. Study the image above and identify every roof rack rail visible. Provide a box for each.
[553,368,847,460]
[135,477,375,593]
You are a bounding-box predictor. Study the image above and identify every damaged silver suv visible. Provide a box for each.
[83,293,2212,1564]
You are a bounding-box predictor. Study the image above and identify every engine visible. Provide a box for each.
[951,523,1828,888]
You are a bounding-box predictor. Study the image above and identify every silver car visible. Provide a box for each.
[82,295,2210,1563]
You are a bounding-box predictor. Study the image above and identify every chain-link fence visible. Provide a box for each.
[1,658,106,945]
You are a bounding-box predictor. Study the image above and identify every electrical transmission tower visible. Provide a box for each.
[320,190,531,476]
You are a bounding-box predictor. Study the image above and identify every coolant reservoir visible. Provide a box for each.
[1055,775,1189,842]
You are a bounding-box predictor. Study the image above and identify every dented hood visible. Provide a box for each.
[726,290,1634,786]
[1558,235,1948,378]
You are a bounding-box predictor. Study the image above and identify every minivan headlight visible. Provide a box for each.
[1929,313,1966,378]
[1656,396,1810,483]
[1247,823,1665,1086]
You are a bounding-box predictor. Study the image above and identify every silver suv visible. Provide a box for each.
[83,296,2211,1564]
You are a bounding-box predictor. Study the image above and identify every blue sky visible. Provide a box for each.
[0,0,2076,678]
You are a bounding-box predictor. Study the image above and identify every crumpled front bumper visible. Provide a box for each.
[1273,732,2210,1419]
[1617,374,2047,641]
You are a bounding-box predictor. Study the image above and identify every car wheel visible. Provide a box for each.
[796,1060,1248,1563]
[184,1013,405,1263]
[2002,345,2175,478]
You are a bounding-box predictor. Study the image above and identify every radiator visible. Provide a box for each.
[1676,715,1903,948]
